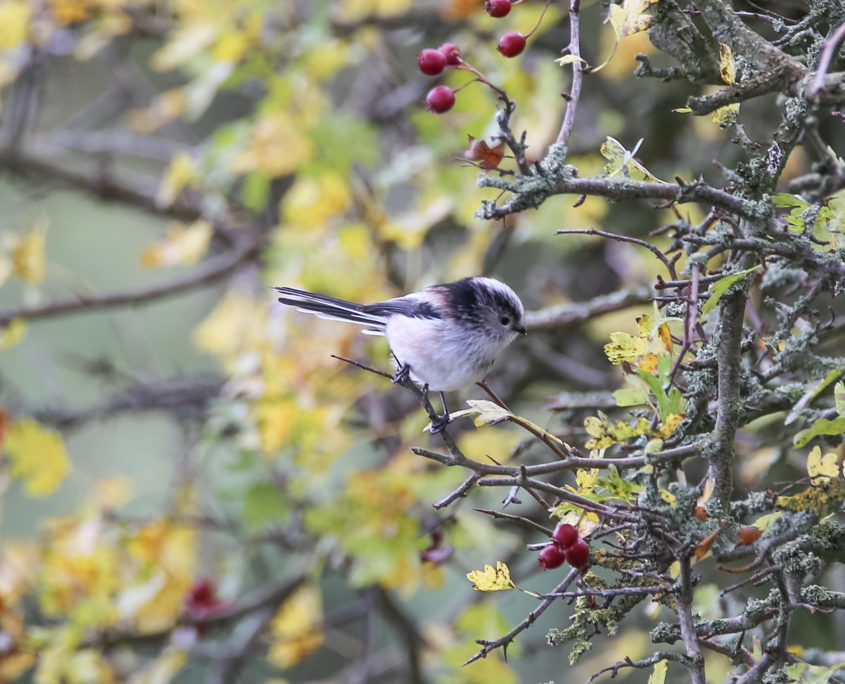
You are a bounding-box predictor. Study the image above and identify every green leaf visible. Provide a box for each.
[242,170,271,211]
[794,417,845,448]
[242,481,289,530]
[771,192,807,209]
[700,265,762,316]
[637,369,678,421]
[613,375,649,407]
[613,385,649,407]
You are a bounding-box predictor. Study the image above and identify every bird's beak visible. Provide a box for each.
[514,324,527,335]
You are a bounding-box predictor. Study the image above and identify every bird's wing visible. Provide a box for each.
[363,294,441,320]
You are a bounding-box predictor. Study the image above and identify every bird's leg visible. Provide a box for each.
[390,353,450,433]
[430,391,451,434]
[391,353,411,385]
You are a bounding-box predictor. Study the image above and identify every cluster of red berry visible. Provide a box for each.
[538,523,590,570]
[418,43,462,113]
[418,0,535,114]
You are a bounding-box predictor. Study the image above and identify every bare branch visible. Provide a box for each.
[0,232,260,326]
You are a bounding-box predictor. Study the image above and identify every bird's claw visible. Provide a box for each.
[429,413,451,434]
[392,363,411,385]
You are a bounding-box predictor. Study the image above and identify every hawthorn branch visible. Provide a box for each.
[686,68,793,115]
[25,374,225,429]
[465,567,580,665]
[478,164,767,222]
[524,286,652,331]
[706,278,749,514]
[0,140,205,222]
[676,556,706,684]
[556,0,583,146]
[808,20,845,98]
[557,227,678,279]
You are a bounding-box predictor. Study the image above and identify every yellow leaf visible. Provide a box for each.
[0,319,27,349]
[639,352,659,373]
[131,89,186,133]
[466,561,516,592]
[656,322,673,351]
[697,477,715,507]
[656,413,684,438]
[601,137,666,183]
[232,112,315,178]
[752,511,783,533]
[609,0,658,39]
[156,152,196,208]
[0,0,30,50]
[718,43,735,85]
[466,399,512,427]
[192,290,262,358]
[49,0,90,26]
[152,23,219,72]
[282,173,352,228]
[5,419,70,497]
[9,221,47,285]
[212,29,252,63]
[555,54,591,68]
[268,585,324,668]
[604,331,648,364]
[584,415,606,438]
[129,649,187,684]
[141,220,212,269]
[712,103,740,125]
[649,658,668,684]
[302,39,351,81]
[575,468,598,493]
[807,445,840,484]
[636,314,653,337]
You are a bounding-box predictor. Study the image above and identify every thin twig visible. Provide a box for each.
[557,0,583,146]
[0,233,260,326]
[465,567,580,665]
[558,227,678,279]
[809,20,845,97]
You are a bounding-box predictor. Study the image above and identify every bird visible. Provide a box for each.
[274,276,526,432]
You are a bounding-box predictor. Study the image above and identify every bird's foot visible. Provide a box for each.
[429,412,451,434]
[392,363,411,385]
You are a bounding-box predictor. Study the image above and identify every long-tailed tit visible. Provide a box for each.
[274,276,526,432]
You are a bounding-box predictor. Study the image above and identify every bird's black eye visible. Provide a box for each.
[500,315,511,326]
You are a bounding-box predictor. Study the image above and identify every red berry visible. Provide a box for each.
[552,523,579,549]
[426,85,455,113]
[485,0,511,17]
[538,543,566,570]
[438,43,461,66]
[418,48,447,76]
[497,32,526,58]
[184,579,223,618]
[565,539,590,569]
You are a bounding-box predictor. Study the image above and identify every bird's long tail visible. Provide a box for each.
[274,287,386,333]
